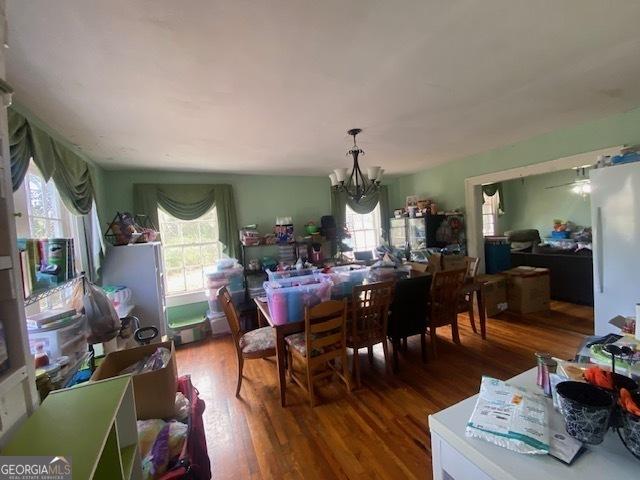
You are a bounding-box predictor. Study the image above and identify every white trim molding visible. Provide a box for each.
[464,146,622,272]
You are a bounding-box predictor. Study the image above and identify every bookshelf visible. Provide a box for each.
[2,376,142,479]
[0,0,39,446]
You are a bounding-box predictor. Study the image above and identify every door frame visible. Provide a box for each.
[464,146,622,272]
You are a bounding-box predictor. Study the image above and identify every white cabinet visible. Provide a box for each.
[101,242,167,338]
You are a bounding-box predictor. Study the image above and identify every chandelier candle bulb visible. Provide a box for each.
[329,173,338,186]
[376,168,385,182]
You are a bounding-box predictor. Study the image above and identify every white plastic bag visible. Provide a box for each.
[83,282,120,344]
[466,376,549,455]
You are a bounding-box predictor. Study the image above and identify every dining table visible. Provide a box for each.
[254,270,488,407]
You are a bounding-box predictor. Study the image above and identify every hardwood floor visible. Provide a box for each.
[176,301,592,480]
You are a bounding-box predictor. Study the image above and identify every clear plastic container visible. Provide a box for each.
[326,266,370,297]
[266,267,318,281]
[205,265,244,291]
[263,275,333,324]
[28,314,87,363]
[206,310,231,336]
[206,288,244,313]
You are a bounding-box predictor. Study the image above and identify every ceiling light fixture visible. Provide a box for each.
[329,128,383,203]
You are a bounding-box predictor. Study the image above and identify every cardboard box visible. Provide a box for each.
[91,340,177,419]
[476,274,508,317]
[407,261,428,273]
[501,266,550,314]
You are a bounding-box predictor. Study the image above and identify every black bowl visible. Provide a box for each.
[611,373,639,392]
[556,381,614,445]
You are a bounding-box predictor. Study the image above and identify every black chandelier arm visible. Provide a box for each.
[333,127,380,203]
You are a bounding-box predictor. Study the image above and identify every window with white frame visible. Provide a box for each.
[158,207,221,295]
[13,162,80,310]
[13,163,73,238]
[345,202,382,253]
[482,192,500,236]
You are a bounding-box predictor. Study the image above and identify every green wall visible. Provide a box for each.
[388,106,640,211]
[101,169,332,236]
[498,169,591,237]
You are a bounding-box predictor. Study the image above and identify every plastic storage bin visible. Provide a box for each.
[207,288,244,313]
[205,265,244,291]
[264,275,333,324]
[368,265,411,282]
[207,310,231,336]
[28,314,87,363]
[266,267,318,281]
[326,266,370,297]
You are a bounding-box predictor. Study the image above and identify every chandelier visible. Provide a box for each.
[329,128,384,203]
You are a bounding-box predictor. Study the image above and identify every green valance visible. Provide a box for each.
[482,182,505,213]
[133,183,239,259]
[330,185,391,251]
[8,108,95,215]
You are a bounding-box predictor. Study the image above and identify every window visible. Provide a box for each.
[345,202,382,253]
[158,207,221,295]
[14,163,72,238]
[482,192,500,236]
[13,162,79,311]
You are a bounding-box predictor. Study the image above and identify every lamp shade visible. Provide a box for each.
[376,168,385,182]
[329,173,338,186]
[334,168,348,182]
[367,166,381,181]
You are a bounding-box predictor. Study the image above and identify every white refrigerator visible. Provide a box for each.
[590,162,640,335]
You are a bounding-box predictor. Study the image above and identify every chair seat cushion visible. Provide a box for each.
[285,332,323,357]
[239,326,276,355]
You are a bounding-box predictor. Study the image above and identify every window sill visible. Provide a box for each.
[165,290,208,307]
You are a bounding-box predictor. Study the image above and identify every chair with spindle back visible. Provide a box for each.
[217,286,276,397]
[456,256,481,333]
[428,269,467,357]
[284,299,350,407]
[347,281,394,387]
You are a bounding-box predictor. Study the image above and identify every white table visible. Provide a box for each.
[428,368,639,480]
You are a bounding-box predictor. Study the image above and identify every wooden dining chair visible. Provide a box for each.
[284,300,351,407]
[428,269,467,357]
[457,256,481,333]
[217,286,276,398]
[347,281,394,387]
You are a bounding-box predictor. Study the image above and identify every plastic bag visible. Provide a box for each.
[118,347,172,376]
[466,376,549,455]
[83,282,120,344]
[174,392,190,422]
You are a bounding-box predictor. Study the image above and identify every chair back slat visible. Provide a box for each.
[350,281,394,346]
[464,256,480,279]
[304,300,347,359]
[309,316,344,334]
[429,269,466,328]
[217,286,242,350]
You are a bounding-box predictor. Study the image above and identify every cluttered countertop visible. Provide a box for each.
[429,334,640,480]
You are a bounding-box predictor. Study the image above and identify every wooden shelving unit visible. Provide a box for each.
[0,0,39,446]
[2,375,142,479]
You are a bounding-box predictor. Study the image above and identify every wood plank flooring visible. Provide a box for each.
[176,301,593,480]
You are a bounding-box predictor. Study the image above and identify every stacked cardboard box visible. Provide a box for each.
[476,274,508,317]
[501,266,550,314]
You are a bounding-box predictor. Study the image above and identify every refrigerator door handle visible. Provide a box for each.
[596,206,604,294]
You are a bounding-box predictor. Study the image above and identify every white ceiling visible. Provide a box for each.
[6,1,640,176]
